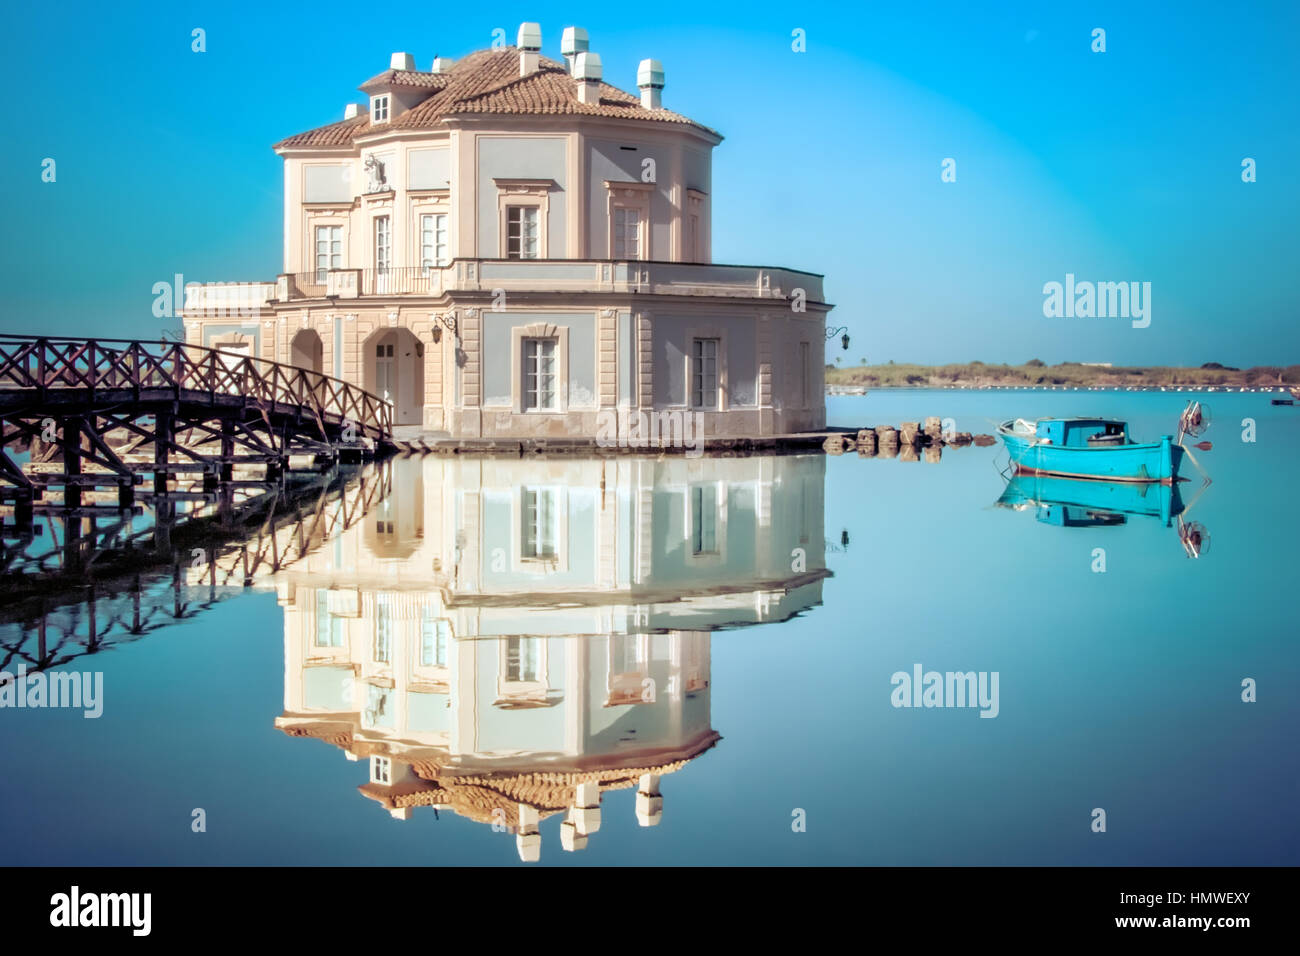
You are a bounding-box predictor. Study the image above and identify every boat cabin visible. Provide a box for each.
[1036,418,1128,447]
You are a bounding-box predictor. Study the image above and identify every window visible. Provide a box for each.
[604,182,651,259]
[370,755,391,785]
[611,634,646,675]
[691,338,719,409]
[374,217,391,274]
[522,338,558,411]
[421,213,448,271]
[686,188,707,261]
[374,598,392,663]
[314,225,341,282]
[505,638,542,683]
[420,610,450,667]
[370,95,390,123]
[799,481,812,545]
[613,207,641,259]
[521,488,558,559]
[506,206,540,259]
[800,341,811,408]
[314,592,343,647]
[691,484,719,555]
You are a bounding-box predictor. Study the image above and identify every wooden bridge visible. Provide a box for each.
[0,335,394,521]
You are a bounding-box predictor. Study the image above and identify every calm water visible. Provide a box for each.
[1,390,1296,865]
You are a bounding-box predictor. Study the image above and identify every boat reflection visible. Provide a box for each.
[271,454,829,859]
[997,473,1184,527]
[995,473,1210,557]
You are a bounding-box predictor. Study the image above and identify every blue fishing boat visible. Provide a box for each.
[998,416,1183,484]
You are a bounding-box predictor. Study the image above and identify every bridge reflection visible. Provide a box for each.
[0,465,390,673]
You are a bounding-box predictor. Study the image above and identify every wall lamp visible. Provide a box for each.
[826,326,850,350]
[431,312,458,344]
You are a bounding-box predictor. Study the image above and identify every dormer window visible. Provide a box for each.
[370,94,390,123]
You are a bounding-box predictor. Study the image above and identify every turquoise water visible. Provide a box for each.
[1,390,1295,865]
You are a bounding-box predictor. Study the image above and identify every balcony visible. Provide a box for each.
[281,267,443,300]
[264,260,825,306]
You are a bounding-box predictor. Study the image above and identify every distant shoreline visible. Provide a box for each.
[827,384,1293,394]
[825,361,1299,392]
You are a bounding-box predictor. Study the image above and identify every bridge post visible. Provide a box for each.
[60,417,81,510]
[154,497,173,553]
[14,493,33,529]
[63,515,86,573]
[154,412,172,495]
[220,417,235,483]
[218,485,235,529]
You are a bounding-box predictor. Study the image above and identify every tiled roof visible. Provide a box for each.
[276,111,370,148]
[279,717,720,828]
[275,48,714,150]
[360,742,720,827]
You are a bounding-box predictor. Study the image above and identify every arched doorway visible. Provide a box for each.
[363,327,425,426]
[289,328,324,374]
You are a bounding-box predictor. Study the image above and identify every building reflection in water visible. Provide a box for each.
[271,454,828,860]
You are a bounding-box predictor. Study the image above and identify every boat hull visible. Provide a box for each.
[999,427,1181,483]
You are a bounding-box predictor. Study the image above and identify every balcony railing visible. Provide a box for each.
[184,260,827,312]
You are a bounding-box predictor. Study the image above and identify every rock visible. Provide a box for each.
[899,443,919,462]
[856,428,877,446]
[924,445,942,463]
[822,434,855,455]
[973,434,996,447]
[946,432,973,446]
[875,425,898,443]
[923,416,944,439]
[899,421,921,444]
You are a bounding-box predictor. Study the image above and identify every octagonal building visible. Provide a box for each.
[182,25,833,442]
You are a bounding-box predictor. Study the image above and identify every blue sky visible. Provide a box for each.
[2,0,1296,366]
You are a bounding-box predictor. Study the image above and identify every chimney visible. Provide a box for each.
[344,103,360,120]
[430,56,454,74]
[561,27,589,73]
[389,52,415,71]
[574,51,602,105]
[517,22,542,76]
[637,59,664,110]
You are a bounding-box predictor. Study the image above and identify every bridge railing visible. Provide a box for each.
[0,336,392,439]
